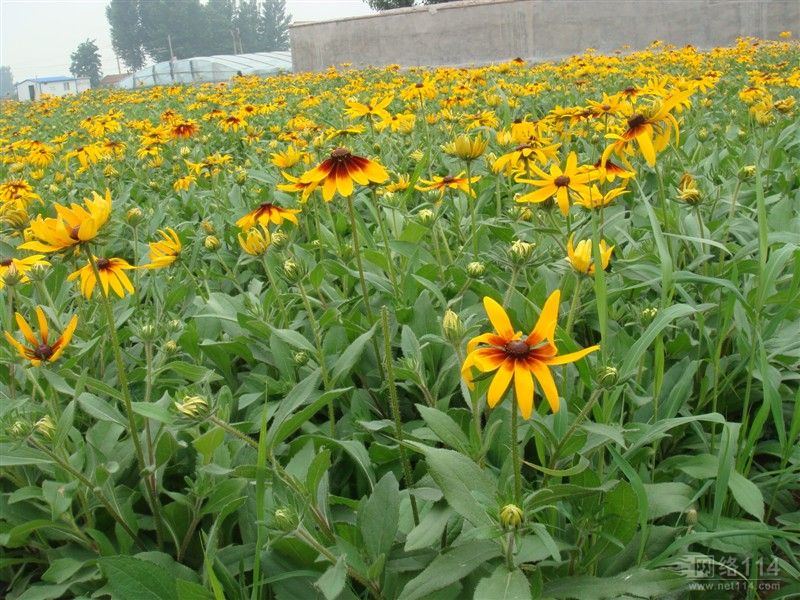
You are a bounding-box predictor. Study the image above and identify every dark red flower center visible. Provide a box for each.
[601,104,611,111]
[627,114,647,129]
[96,258,110,269]
[441,176,457,184]
[69,225,81,240]
[34,344,53,360]
[0,258,12,267]
[259,202,275,210]
[504,340,530,358]
[415,83,424,88]
[554,175,571,187]
[330,147,351,160]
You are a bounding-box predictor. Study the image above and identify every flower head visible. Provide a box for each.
[143,228,182,269]
[238,225,271,256]
[19,190,112,254]
[236,202,300,231]
[516,152,596,216]
[300,148,389,202]
[415,172,480,197]
[67,256,135,299]
[4,306,78,366]
[461,292,599,418]
[443,134,488,161]
[567,235,614,274]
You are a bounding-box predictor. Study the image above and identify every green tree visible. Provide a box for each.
[236,0,261,54]
[138,0,207,62]
[364,0,416,10]
[0,66,13,98]
[106,0,145,71]
[260,0,291,51]
[203,0,237,55]
[70,39,103,87]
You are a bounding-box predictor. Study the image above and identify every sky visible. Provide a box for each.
[0,0,374,82]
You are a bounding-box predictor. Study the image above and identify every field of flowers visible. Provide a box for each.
[1,36,799,599]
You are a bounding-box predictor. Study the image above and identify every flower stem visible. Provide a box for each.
[465,161,479,260]
[372,189,399,297]
[564,275,582,338]
[6,285,15,401]
[511,404,522,505]
[260,254,288,326]
[381,306,419,526]
[85,249,165,549]
[297,280,335,437]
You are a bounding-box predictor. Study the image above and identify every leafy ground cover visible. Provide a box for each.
[1,36,799,600]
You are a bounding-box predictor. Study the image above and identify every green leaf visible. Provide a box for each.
[268,387,351,450]
[98,556,178,600]
[644,482,695,519]
[192,427,225,462]
[330,323,377,384]
[268,326,316,353]
[315,556,347,600]
[358,472,399,562]
[176,579,214,600]
[728,472,764,522]
[405,504,452,552]
[77,393,127,427]
[543,568,685,599]
[398,539,501,600]
[413,444,495,527]
[132,402,174,424]
[0,444,53,466]
[416,405,470,454]
[474,566,531,600]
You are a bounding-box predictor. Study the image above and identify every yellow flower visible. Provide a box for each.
[173,175,196,192]
[567,235,614,274]
[574,185,628,210]
[0,179,41,210]
[415,172,480,197]
[344,95,393,121]
[0,255,50,288]
[442,134,488,161]
[461,292,599,417]
[19,190,112,254]
[238,225,271,256]
[516,152,595,216]
[271,146,309,169]
[143,228,182,269]
[300,148,389,202]
[236,202,301,230]
[4,306,78,366]
[68,256,135,298]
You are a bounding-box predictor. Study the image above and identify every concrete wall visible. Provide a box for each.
[290,0,799,72]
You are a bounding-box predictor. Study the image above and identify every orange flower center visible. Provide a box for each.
[554,175,571,187]
[504,340,531,358]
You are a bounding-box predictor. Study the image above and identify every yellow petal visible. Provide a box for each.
[514,361,535,419]
[483,296,514,340]
[527,289,561,345]
[15,312,38,346]
[531,361,560,413]
[35,306,49,345]
[545,344,600,366]
[487,359,514,408]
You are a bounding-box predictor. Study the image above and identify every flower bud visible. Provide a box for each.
[201,219,215,234]
[34,415,55,439]
[174,395,209,419]
[283,258,302,282]
[696,127,708,141]
[168,319,182,332]
[139,323,157,341]
[293,351,309,366]
[685,507,698,526]
[739,165,756,180]
[509,240,535,263]
[467,261,485,277]
[338,244,354,262]
[442,309,465,344]
[273,508,298,532]
[179,146,192,157]
[204,235,220,251]
[164,340,179,354]
[500,504,524,530]
[126,207,144,226]
[1,263,24,287]
[8,420,31,438]
[235,168,248,185]
[271,231,289,249]
[597,366,618,387]
[418,208,434,225]
[641,307,658,323]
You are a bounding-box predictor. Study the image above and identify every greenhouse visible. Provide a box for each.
[115,51,292,88]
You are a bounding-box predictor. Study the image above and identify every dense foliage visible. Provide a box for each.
[1,36,799,599]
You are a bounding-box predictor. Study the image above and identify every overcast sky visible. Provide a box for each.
[0,0,374,81]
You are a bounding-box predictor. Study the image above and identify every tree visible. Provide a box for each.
[70,39,103,87]
[106,0,145,71]
[203,0,237,55]
[260,0,291,51]
[0,66,13,98]
[138,0,207,62]
[364,0,415,10]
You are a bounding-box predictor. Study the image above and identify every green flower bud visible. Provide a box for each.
[500,504,524,530]
[174,395,209,419]
[34,415,55,439]
[467,261,485,277]
[418,208,434,225]
[442,309,465,344]
[294,351,309,366]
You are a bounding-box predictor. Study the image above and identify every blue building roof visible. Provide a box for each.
[28,76,76,84]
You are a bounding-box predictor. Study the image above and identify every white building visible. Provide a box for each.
[14,76,91,101]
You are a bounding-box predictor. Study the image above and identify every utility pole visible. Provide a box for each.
[116,54,122,75]
[167,34,175,61]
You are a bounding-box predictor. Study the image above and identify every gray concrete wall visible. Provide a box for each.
[290,0,799,72]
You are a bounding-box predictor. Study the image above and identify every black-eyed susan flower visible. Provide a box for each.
[574,185,628,210]
[300,148,389,202]
[142,228,182,269]
[170,120,199,138]
[344,95,393,121]
[567,235,614,274]
[4,306,78,366]
[235,202,301,230]
[415,172,480,197]
[0,255,50,288]
[277,172,318,202]
[19,190,112,254]
[0,179,41,210]
[461,292,599,418]
[238,225,271,256]
[516,152,595,215]
[68,256,135,299]
[270,146,309,169]
[442,134,488,161]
